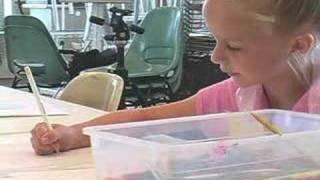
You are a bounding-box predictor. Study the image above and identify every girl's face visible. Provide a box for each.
[204,0,294,87]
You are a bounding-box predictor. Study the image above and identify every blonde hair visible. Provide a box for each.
[252,0,320,32]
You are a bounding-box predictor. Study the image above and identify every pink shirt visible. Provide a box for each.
[195,78,320,115]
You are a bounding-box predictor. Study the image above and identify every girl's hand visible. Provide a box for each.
[30,122,85,155]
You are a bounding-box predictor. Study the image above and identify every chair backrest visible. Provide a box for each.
[4,15,69,86]
[5,15,50,34]
[58,72,124,111]
[124,7,184,77]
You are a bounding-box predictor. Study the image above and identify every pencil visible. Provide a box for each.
[24,66,59,153]
[251,112,282,135]
[24,66,53,130]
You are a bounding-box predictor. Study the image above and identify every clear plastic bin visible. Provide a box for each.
[84,109,320,180]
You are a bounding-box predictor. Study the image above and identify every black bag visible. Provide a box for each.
[68,49,117,79]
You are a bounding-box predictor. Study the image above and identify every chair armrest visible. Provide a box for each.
[59,49,77,54]
[13,59,46,75]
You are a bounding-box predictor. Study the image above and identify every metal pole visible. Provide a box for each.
[51,0,61,31]
[133,0,140,24]
[61,2,66,30]
[83,2,93,42]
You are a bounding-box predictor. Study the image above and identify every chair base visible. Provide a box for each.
[124,79,175,107]
[11,74,67,95]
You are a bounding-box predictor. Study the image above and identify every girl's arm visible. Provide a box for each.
[74,94,197,128]
[31,95,197,155]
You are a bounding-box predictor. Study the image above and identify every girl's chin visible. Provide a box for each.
[231,76,256,88]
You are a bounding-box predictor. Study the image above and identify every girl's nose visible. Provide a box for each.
[211,44,226,64]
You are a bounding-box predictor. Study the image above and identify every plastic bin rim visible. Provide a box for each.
[84,109,320,132]
[83,109,320,147]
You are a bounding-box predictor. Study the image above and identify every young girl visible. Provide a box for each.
[31,0,320,155]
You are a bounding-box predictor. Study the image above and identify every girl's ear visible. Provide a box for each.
[290,33,315,54]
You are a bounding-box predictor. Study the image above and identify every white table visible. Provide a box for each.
[0,86,107,179]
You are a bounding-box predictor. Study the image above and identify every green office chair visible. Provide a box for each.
[88,7,185,106]
[4,15,70,88]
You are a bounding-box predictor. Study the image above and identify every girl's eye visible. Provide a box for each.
[226,44,241,51]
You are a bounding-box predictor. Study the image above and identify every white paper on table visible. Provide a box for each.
[0,99,68,117]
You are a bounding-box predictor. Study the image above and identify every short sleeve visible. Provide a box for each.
[195,78,239,115]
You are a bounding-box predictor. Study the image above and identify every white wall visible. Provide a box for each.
[0,0,12,77]
[3,0,12,17]
[0,0,3,29]
[0,33,12,78]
